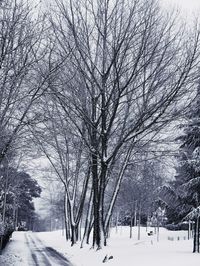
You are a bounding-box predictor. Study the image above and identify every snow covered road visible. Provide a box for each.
[0,231,73,266]
[25,232,72,265]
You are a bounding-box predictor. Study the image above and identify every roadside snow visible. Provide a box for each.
[37,227,200,266]
[0,231,30,266]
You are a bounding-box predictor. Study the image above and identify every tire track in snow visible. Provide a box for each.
[25,233,51,265]
[34,235,72,266]
[25,232,71,266]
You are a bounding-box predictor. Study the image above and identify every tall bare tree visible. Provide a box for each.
[49,0,200,248]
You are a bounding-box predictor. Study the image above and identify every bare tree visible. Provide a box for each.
[28,93,91,245]
[0,0,61,164]
[49,0,200,249]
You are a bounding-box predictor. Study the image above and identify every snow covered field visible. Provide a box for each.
[38,227,200,266]
[0,227,200,266]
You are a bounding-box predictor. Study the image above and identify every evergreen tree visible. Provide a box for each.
[165,86,200,252]
[0,167,41,232]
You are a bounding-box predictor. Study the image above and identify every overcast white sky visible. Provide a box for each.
[162,0,200,11]
[40,0,200,13]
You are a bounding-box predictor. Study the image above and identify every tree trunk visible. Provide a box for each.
[64,194,70,241]
[193,217,199,253]
[130,215,133,239]
[137,204,141,241]
[81,190,93,247]
[87,221,93,245]
[134,201,137,227]
[99,161,108,247]
[92,151,101,249]
[188,220,191,240]
[70,224,78,246]
[103,147,132,237]
[78,216,82,241]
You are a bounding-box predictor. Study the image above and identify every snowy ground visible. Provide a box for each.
[0,227,200,266]
[0,231,31,265]
[37,227,200,266]
[0,231,72,265]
